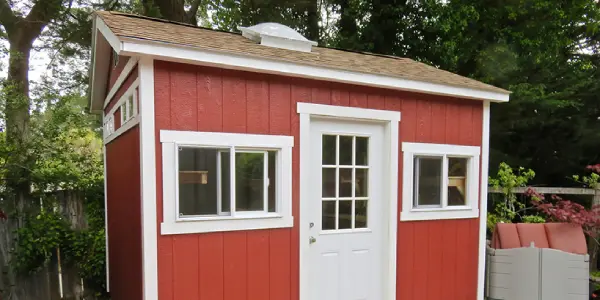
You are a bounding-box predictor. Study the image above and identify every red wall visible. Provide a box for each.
[153,60,482,300]
[105,126,143,300]
[108,55,131,92]
[105,66,138,113]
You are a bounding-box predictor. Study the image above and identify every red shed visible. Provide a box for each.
[89,11,510,300]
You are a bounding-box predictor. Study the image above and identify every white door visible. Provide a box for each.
[306,118,386,300]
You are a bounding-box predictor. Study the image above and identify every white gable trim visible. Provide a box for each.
[118,37,509,103]
[96,17,122,52]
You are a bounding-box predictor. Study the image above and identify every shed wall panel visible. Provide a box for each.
[105,126,142,300]
[153,60,483,300]
[108,55,130,90]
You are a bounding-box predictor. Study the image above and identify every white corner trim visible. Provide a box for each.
[95,16,122,53]
[119,37,509,103]
[103,57,139,109]
[477,101,491,300]
[400,142,481,222]
[298,106,399,300]
[297,102,401,122]
[160,130,294,235]
[102,144,109,292]
[138,57,158,300]
[160,130,294,147]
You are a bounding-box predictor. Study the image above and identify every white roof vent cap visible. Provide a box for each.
[239,23,317,53]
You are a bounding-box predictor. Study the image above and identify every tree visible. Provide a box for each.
[141,0,206,25]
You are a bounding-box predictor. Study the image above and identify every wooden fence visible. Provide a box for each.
[0,191,94,300]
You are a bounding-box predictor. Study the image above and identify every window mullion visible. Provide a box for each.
[230,147,236,217]
[217,151,222,215]
[442,154,449,208]
[263,151,268,213]
[413,155,419,207]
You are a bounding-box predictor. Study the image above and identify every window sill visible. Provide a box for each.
[161,214,294,235]
[176,212,282,222]
[400,208,479,221]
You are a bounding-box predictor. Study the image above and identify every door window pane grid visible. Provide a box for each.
[321,134,370,231]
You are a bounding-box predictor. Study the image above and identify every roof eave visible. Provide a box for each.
[118,37,509,103]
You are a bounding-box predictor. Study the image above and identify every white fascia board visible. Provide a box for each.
[89,16,124,114]
[89,17,99,114]
[119,38,510,103]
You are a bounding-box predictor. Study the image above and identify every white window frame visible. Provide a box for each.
[160,130,294,235]
[103,115,114,139]
[401,142,480,221]
[120,90,138,125]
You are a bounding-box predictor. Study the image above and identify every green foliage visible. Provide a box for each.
[487,162,536,231]
[572,173,600,189]
[13,209,71,274]
[522,215,546,224]
[0,80,106,295]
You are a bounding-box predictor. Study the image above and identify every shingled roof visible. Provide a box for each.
[95,11,509,98]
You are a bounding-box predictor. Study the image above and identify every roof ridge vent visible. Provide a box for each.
[239,23,317,53]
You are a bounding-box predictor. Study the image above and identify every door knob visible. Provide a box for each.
[309,236,316,244]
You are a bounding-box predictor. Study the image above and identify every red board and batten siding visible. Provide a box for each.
[104,59,143,300]
[105,127,143,300]
[153,60,482,300]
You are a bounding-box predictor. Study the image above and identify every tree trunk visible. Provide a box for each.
[334,0,360,50]
[306,0,319,42]
[152,0,187,23]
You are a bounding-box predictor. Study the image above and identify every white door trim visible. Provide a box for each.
[298,102,400,300]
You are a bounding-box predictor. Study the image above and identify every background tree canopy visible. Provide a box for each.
[0,0,599,297]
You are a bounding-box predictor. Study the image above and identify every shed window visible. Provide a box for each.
[120,90,137,125]
[401,142,480,221]
[177,147,277,217]
[161,130,293,235]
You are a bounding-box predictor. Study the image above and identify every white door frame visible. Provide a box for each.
[298,102,400,300]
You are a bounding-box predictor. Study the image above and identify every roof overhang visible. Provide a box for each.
[89,16,509,114]
[89,16,123,114]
